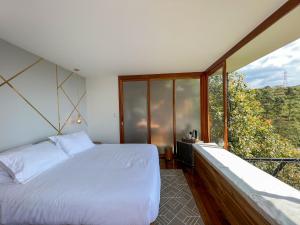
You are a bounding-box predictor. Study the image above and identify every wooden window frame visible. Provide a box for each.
[205,1,299,149]
[205,0,299,74]
[207,62,229,149]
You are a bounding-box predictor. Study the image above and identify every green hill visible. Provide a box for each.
[255,85,300,148]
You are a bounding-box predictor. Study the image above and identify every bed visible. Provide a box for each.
[0,144,161,225]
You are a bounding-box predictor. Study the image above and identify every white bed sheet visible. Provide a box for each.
[0,144,161,225]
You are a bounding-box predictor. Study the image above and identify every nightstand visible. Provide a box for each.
[94,141,102,144]
[176,140,200,167]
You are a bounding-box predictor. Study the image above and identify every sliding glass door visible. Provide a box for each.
[175,79,200,140]
[123,81,148,143]
[119,75,202,153]
[150,80,173,153]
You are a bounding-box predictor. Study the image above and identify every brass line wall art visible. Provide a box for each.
[3,75,59,132]
[0,55,87,137]
[55,68,88,133]
[60,86,88,125]
[0,58,60,133]
[0,58,43,88]
[56,65,62,132]
[58,71,73,88]
[60,91,87,132]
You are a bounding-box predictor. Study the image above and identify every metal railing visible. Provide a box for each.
[244,158,300,190]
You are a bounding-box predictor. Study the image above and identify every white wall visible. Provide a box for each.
[86,75,120,143]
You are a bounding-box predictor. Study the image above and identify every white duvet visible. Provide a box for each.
[0,144,161,225]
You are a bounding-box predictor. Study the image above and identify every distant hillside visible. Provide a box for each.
[258,84,300,89]
[255,85,300,148]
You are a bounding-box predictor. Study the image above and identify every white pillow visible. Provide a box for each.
[0,170,13,184]
[0,144,32,184]
[49,131,95,156]
[0,141,68,184]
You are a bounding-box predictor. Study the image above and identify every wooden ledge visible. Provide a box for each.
[193,144,300,225]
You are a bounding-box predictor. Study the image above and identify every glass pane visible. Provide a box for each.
[123,81,148,143]
[175,79,200,140]
[208,69,224,147]
[225,5,300,190]
[150,80,173,153]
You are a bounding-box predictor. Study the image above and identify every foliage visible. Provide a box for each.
[256,86,300,148]
[228,72,299,158]
[208,74,224,146]
[209,71,300,189]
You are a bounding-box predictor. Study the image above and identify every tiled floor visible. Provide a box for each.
[158,159,230,225]
[154,169,204,225]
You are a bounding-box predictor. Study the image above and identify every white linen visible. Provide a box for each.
[49,131,95,156]
[0,141,68,184]
[0,143,32,183]
[0,170,12,184]
[0,144,161,225]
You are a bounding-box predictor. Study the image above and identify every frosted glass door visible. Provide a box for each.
[123,81,148,143]
[175,79,200,140]
[150,80,173,152]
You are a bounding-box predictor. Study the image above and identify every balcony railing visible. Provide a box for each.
[244,158,300,190]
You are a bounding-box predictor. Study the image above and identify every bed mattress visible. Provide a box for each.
[0,144,160,225]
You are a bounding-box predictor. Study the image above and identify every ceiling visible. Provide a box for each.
[227,6,300,72]
[0,0,286,77]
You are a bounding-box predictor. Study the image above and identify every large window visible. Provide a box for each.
[238,38,300,150]
[208,68,225,147]
[226,5,300,189]
[227,38,300,189]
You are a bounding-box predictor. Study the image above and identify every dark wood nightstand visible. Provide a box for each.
[176,140,200,167]
[94,141,102,144]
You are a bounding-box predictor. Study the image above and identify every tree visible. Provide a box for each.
[217,72,300,189]
[255,85,300,148]
[208,74,224,145]
[227,72,298,159]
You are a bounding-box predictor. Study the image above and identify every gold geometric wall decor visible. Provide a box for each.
[57,69,88,132]
[55,65,61,131]
[0,85,56,151]
[11,60,59,128]
[6,58,43,82]
[60,87,87,123]
[61,73,85,103]
[0,64,59,133]
[77,94,87,124]
[0,40,40,80]
[60,91,87,132]
[0,39,87,151]
[57,72,88,133]
[0,76,4,86]
[58,87,75,130]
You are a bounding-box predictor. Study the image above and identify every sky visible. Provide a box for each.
[238,38,300,89]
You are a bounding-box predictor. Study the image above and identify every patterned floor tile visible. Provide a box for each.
[154,169,204,225]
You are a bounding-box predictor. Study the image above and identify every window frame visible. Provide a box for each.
[207,62,228,149]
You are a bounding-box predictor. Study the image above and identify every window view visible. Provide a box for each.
[208,69,225,147]
[228,38,300,189]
